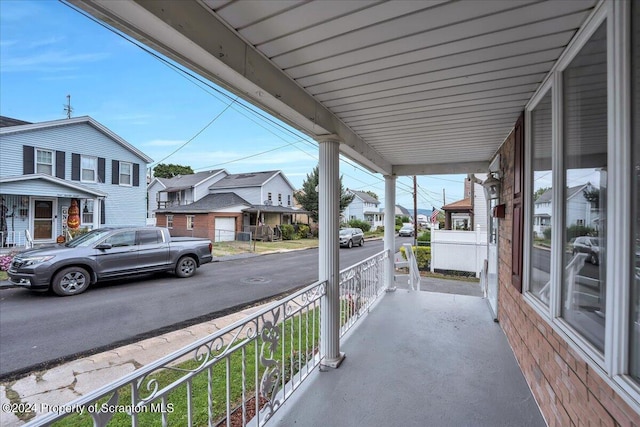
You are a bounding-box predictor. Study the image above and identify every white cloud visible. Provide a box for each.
[0,51,109,73]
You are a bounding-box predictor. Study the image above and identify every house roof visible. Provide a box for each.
[242,205,309,214]
[159,170,226,192]
[0,116,153,163]
[443,198,473,210]
[155,192,250,213]
[350,190,379,204]
[209,170,294,190]
[0,116,31,128]
[535,184,592,204]
[395,205,410,216]
[0,174,108,197]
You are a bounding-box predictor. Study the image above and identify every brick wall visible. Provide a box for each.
[155,212,243,242]
[496,129,640,426]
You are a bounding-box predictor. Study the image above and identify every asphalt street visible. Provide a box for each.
[0,237,411,379]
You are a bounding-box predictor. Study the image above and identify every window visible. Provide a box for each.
[186,215,194,230]
[278,193,282,205]
[631,0,640,383]
[81,156,97,182]
[104,231,136,247]
[561,21,607,352]
[138,229,161,245]
[119,162,132,186]
[267,193,272,202]
[288,195,291,206]
[81,200,94,225]
[36,149,53,175]
[167,215,173,229]
[529,90,553,305]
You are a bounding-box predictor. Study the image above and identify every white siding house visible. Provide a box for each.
[147,169,227,220]
[0,116,152,246]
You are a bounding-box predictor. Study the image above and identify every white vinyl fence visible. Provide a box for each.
[430,229,487,278]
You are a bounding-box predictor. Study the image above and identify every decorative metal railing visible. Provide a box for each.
[26,281,326,427]
[339,250,389,336]
[24,250,389,427]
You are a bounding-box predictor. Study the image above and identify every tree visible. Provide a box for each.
[153,163,194,178]
[296,166,354,222]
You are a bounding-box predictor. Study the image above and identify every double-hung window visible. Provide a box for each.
[186,215,194,230]
[36,149,53,175]
[167,215,173,229]
[81,156,97,182]
[119,162,132,186]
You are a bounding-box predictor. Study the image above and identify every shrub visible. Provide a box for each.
[280,224,296,240]
[566,224,596,240]
[417,231,431,242]
[399,246,431,270]
[347,219,370,232]
[296,224,310,239]
[542,227,551,240]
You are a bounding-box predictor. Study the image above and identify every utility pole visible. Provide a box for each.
[64,94,73,119]
[413,176,418,246]
[443,188,446,207]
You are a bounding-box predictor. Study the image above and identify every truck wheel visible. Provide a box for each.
[52,267,90,296]
[176,256,197,278]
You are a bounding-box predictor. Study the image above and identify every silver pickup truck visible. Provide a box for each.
[8,227,213,296]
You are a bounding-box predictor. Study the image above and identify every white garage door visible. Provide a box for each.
[215,217,236,242]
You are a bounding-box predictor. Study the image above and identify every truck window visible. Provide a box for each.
[104,231,136,247]
[138,229,161,245]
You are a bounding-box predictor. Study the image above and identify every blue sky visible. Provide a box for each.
[0,0,467,211]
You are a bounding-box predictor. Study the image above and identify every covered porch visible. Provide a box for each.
[56,0,640,424]
[271,289,544,427]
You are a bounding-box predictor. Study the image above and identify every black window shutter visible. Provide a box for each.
[133,163,140,187]
[23,145,34,174]
[56,151,65,179]
[71,153,80,181]
[100,200,106,224]
[112,160,119,185]
[98,157,105,183]
[511,112,525,293]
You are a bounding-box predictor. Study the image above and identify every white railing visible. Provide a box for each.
[0,230,30,249]
[339,250,389,336]
[395,244,421,291]
[26,281,327,427]
[24,252,390,427]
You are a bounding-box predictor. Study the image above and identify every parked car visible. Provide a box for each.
[8,227,213,296]
[339,228,364,248]
[398,224,415,237]
[571,236,600,265]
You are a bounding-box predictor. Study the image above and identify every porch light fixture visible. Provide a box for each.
[482,173,501,200]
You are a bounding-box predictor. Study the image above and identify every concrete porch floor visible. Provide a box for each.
[270,290,545,427]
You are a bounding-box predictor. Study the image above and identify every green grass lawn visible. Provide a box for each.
[49,310,321,427]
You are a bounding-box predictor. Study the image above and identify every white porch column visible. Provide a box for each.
[318,136,344,368]
[93,197,100,230]
[384,175,397,291]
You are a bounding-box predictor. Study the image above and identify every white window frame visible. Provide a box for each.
[35,148,54,175]
[81,199,94,225]
[81,155,97,183]
[119,161,132,186]
[186,215,194,230]
[522,0,639,412]
[166,215,173,229]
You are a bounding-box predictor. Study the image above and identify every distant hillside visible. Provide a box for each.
[416,208,433,216]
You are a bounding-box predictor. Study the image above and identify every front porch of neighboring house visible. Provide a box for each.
[243,205,311,241]
[0,188,104,252]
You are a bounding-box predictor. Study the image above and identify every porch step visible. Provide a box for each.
[395,261,409,269]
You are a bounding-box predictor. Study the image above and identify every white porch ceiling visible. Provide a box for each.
[70,0,598,176]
